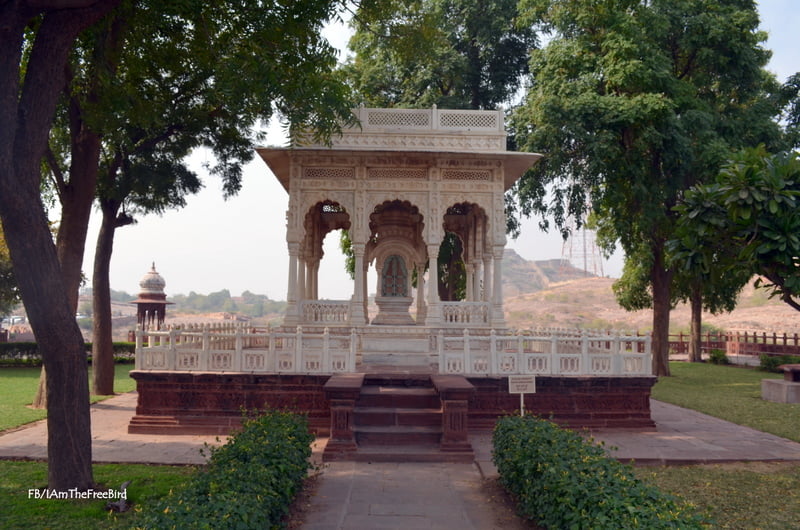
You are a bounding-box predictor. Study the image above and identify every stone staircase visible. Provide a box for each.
[323,372,475,462]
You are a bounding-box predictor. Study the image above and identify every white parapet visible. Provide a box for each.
[135,324,652,377]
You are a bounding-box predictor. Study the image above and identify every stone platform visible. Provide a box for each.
[128,368,657,462]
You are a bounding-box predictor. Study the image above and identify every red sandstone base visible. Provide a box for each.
[128,371,656,436]
[128,371,331,435]
[467,376,657,430]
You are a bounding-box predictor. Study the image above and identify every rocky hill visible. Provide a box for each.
[501,248,593,297]
[504,276,798,333]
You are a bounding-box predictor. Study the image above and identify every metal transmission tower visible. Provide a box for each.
[560,222,604,277]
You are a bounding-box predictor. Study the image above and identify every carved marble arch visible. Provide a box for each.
[365,200,427,287]
[301,200,351,265]
[441,202,489,265]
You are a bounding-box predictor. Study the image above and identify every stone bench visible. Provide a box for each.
[779,363,800,382]
[762,364,800,403]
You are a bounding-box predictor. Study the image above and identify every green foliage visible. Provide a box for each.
[707,349,729,365]
[0,342,135,366]
[168,290,286,316]
[492,415,707,528]
[345,0,537,109]
[437,232,465,301]
[760,354,800,373]
[783,72,800,149]
[0,342,39,361]
[674,148,800,312]
[137,409,313,529]
[0,223,19,316]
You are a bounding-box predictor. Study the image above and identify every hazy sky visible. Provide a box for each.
[82,1,799,300]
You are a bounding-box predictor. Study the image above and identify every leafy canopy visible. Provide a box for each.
[673,147,800,311]
[344,0,537,109]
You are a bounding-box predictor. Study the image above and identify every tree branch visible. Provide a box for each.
[44,143,66,202]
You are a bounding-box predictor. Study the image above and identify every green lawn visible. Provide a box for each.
[636,462,800,530]
[0,364,136,432]
[652,362,800,442]
[0,460,194,530]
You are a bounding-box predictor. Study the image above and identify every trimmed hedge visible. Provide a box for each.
[492,416,709,529]
[760,353,800,373]
[0,342,135,366]
[138,409,314,529]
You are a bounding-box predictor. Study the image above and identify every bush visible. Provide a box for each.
[492,415,708,529]
[708,349,729,365]
[760,354,800,373]
[0,342,135,366]
[137,409,314,529]
[0,342,39,365]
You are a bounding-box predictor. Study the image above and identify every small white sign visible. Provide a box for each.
[508,375,536,394]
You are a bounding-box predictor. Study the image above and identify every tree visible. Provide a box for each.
[0,223,20,317]
[44,0,357,396]
[674,147,800,313]
[782,73,800,149]
[0,0,121,492]
[345,0,537,109]
[512,0,784,375]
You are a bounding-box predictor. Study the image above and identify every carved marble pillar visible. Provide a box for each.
[285,243,299,326]
[350,243,367,325]
[482,255,492,303]
[473,260,482,302]
[416,262,427,322]
[306,260,319,300]
[465,262,475,301]
[424,244,441,326]
[491,246,506,328]
[297,256,306,311]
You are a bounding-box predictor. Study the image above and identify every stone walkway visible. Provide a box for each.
[2,391,800,529]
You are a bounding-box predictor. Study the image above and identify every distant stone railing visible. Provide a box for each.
[300,300,350,324]
[440,302,490,326]
[438,329,651,376]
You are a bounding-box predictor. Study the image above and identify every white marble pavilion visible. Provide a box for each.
[257,106,542,330]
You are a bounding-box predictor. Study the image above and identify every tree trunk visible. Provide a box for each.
[689,285,703,362]
[56,127,101,309]
[32,33,103,411]
[32,368,47,409]
[92,199,125,395]
[650,245,673,377]
[0,1,120,492]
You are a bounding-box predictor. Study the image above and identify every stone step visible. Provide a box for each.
[363,373,433,387]
[357,385,440,409]
[360,351,434,366]
[325,444,474,463]
[354,407,441,427]
[355,425,441,445]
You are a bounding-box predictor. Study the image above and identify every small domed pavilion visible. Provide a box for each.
[131,263,171,330]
